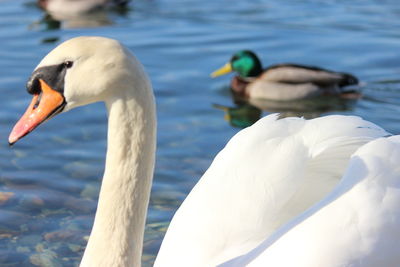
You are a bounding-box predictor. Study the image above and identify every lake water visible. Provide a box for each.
[0,0,400,266]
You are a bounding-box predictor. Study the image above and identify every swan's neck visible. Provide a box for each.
[80,88,156,267]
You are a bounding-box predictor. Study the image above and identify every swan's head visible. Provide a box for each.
[9,36,149,145]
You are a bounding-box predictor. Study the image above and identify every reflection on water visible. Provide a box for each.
[40,10,113,29]
[216,89,358,129]
[213,103,261,128]
[248,95,358,119]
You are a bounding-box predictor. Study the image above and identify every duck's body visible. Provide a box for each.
[155,114,387,266]
[212,51,359,101]
[223,136,400,267]
[235,63,359,101]
[37,0,128,16]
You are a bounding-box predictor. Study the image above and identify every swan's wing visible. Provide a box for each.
[227,136,400,267]
[261,64,357,87]
[155,114,388,267]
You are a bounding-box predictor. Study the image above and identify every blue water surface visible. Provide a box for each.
[0,0,400,266]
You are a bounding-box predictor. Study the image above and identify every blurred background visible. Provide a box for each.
[0,0,400,266]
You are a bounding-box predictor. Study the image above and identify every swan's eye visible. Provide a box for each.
[64,61,73,69]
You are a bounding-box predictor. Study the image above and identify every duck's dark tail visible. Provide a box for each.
[113,0,130,7]
[338,72,362,99]
[339,73,359,87]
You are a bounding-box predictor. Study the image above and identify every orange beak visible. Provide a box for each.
[9,79,65,145]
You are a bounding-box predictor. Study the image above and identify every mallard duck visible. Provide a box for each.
[37,0,129,16]
[36,0,129,29]
[211,50,360,101]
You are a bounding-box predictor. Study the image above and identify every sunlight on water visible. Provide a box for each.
[0,0,399,266]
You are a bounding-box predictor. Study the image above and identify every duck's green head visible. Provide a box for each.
[211,50,263,78]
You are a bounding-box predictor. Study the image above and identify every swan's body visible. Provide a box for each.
[155,115,387,266]
[9,36,156,267]
[211,50,360,101]
[224,136,400,267]
[9,37,396,267]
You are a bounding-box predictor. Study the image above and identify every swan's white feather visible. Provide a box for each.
[224,136,400,267]
[155,114,388,266]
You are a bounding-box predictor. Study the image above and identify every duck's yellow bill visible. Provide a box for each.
[210,63,233,78]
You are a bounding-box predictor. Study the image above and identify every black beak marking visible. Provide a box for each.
[27,63,67,95]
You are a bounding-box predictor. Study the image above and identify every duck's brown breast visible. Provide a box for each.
[231,76,251,98]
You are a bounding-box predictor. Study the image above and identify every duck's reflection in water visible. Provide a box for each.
[40,10,113,29]
[215,92,359,128]
[213,103,262,128]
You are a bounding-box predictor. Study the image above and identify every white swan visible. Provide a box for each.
[8,36,392,267]
[9,36,156,267]
[223,136,400,267]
